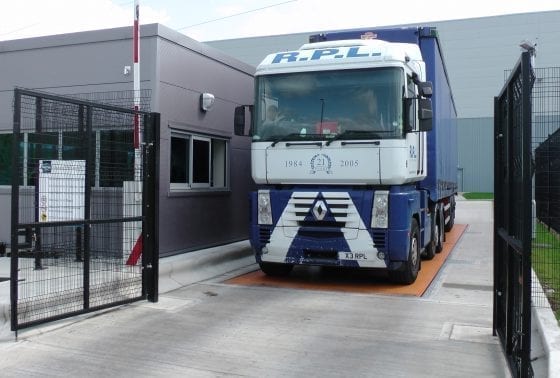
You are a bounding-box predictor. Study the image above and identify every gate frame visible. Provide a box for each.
[10,88,159,331]
[493,51,533,377]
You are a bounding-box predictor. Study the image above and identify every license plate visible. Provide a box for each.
[338,251,368,260]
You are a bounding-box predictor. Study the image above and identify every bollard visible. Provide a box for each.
[33,232,43,270]
[0,242,5,257]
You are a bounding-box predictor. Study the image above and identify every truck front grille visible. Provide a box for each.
[282,192,361,230]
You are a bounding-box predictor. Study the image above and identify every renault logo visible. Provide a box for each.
[312,200,328,220]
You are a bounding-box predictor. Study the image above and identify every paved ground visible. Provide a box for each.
[0,200,530,377]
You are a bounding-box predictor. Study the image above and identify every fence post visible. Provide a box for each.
[10,88,21,332]
[142,112,159,303]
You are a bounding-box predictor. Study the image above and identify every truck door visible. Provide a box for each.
[405,75,423,178]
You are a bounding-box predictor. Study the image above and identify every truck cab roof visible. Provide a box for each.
[256,39,423,76]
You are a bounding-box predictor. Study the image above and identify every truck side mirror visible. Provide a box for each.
[234,105,252,136]
[418,81,433,98]
[418,98,433,132]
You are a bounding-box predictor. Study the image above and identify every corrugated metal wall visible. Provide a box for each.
[457,118,494,192]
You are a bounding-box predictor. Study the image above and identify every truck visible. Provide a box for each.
[234,27,457,284]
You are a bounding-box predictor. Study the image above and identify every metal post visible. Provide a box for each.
[133,0,142,181]
[32,231,43,270]
[83,105,93,310]
[34,96,43,271]
[11,89,22,332]
[142,113,159,302]
[493,96,500,336]
[520,51,533,378]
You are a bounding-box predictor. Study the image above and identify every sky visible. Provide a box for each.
[0,0,559,42]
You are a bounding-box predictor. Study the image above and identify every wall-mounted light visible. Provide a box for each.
[200,93,215,112]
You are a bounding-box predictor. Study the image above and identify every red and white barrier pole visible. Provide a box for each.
[133,0,141,180]
[125,0,143,267]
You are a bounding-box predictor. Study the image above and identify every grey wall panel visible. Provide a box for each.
[157,142,252,255]
[154,33,254,256]
[457,117,494,193]
[0,29,160,132]
[434,11,560,118]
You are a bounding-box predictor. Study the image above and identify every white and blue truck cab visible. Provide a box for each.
[234,27,457,284]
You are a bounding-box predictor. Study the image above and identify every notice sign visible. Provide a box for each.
[39,160,86,222]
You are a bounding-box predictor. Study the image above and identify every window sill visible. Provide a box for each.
[167,188,232,198]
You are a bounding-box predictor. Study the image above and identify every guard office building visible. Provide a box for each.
[0,24,255,256]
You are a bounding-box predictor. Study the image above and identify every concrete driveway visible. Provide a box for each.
[0,200,513,377]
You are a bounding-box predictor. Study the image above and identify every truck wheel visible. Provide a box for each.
[389,219,420,284]
[259,262,293,276]
[444,196,456,232]
[435,205,444,253]
[424,212,436,260]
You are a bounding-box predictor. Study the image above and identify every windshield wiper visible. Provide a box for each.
[325,130,381,146]
[270,132,330,147]
[270,133,302,147]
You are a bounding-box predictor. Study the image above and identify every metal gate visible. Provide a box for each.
[493,52,534,377]
[10,88,159,331]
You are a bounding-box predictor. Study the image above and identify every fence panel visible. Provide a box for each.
[532,67,560,313]
[493,52,534,378]
[10,88,159,331]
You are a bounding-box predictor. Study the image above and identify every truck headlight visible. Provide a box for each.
[258,190,273,225]
[371,191,389,229]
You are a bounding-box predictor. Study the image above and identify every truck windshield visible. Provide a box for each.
[253,67,404,142]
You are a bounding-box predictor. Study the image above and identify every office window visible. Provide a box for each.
[192,136,210,187]
[170,131,228,191]
[170,134,190,186]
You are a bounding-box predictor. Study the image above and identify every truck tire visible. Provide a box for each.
[424,211,437,260]
[436,204,444,253]
[444,196,456,232]
[389,218,420,284]
[259,262,293,276]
